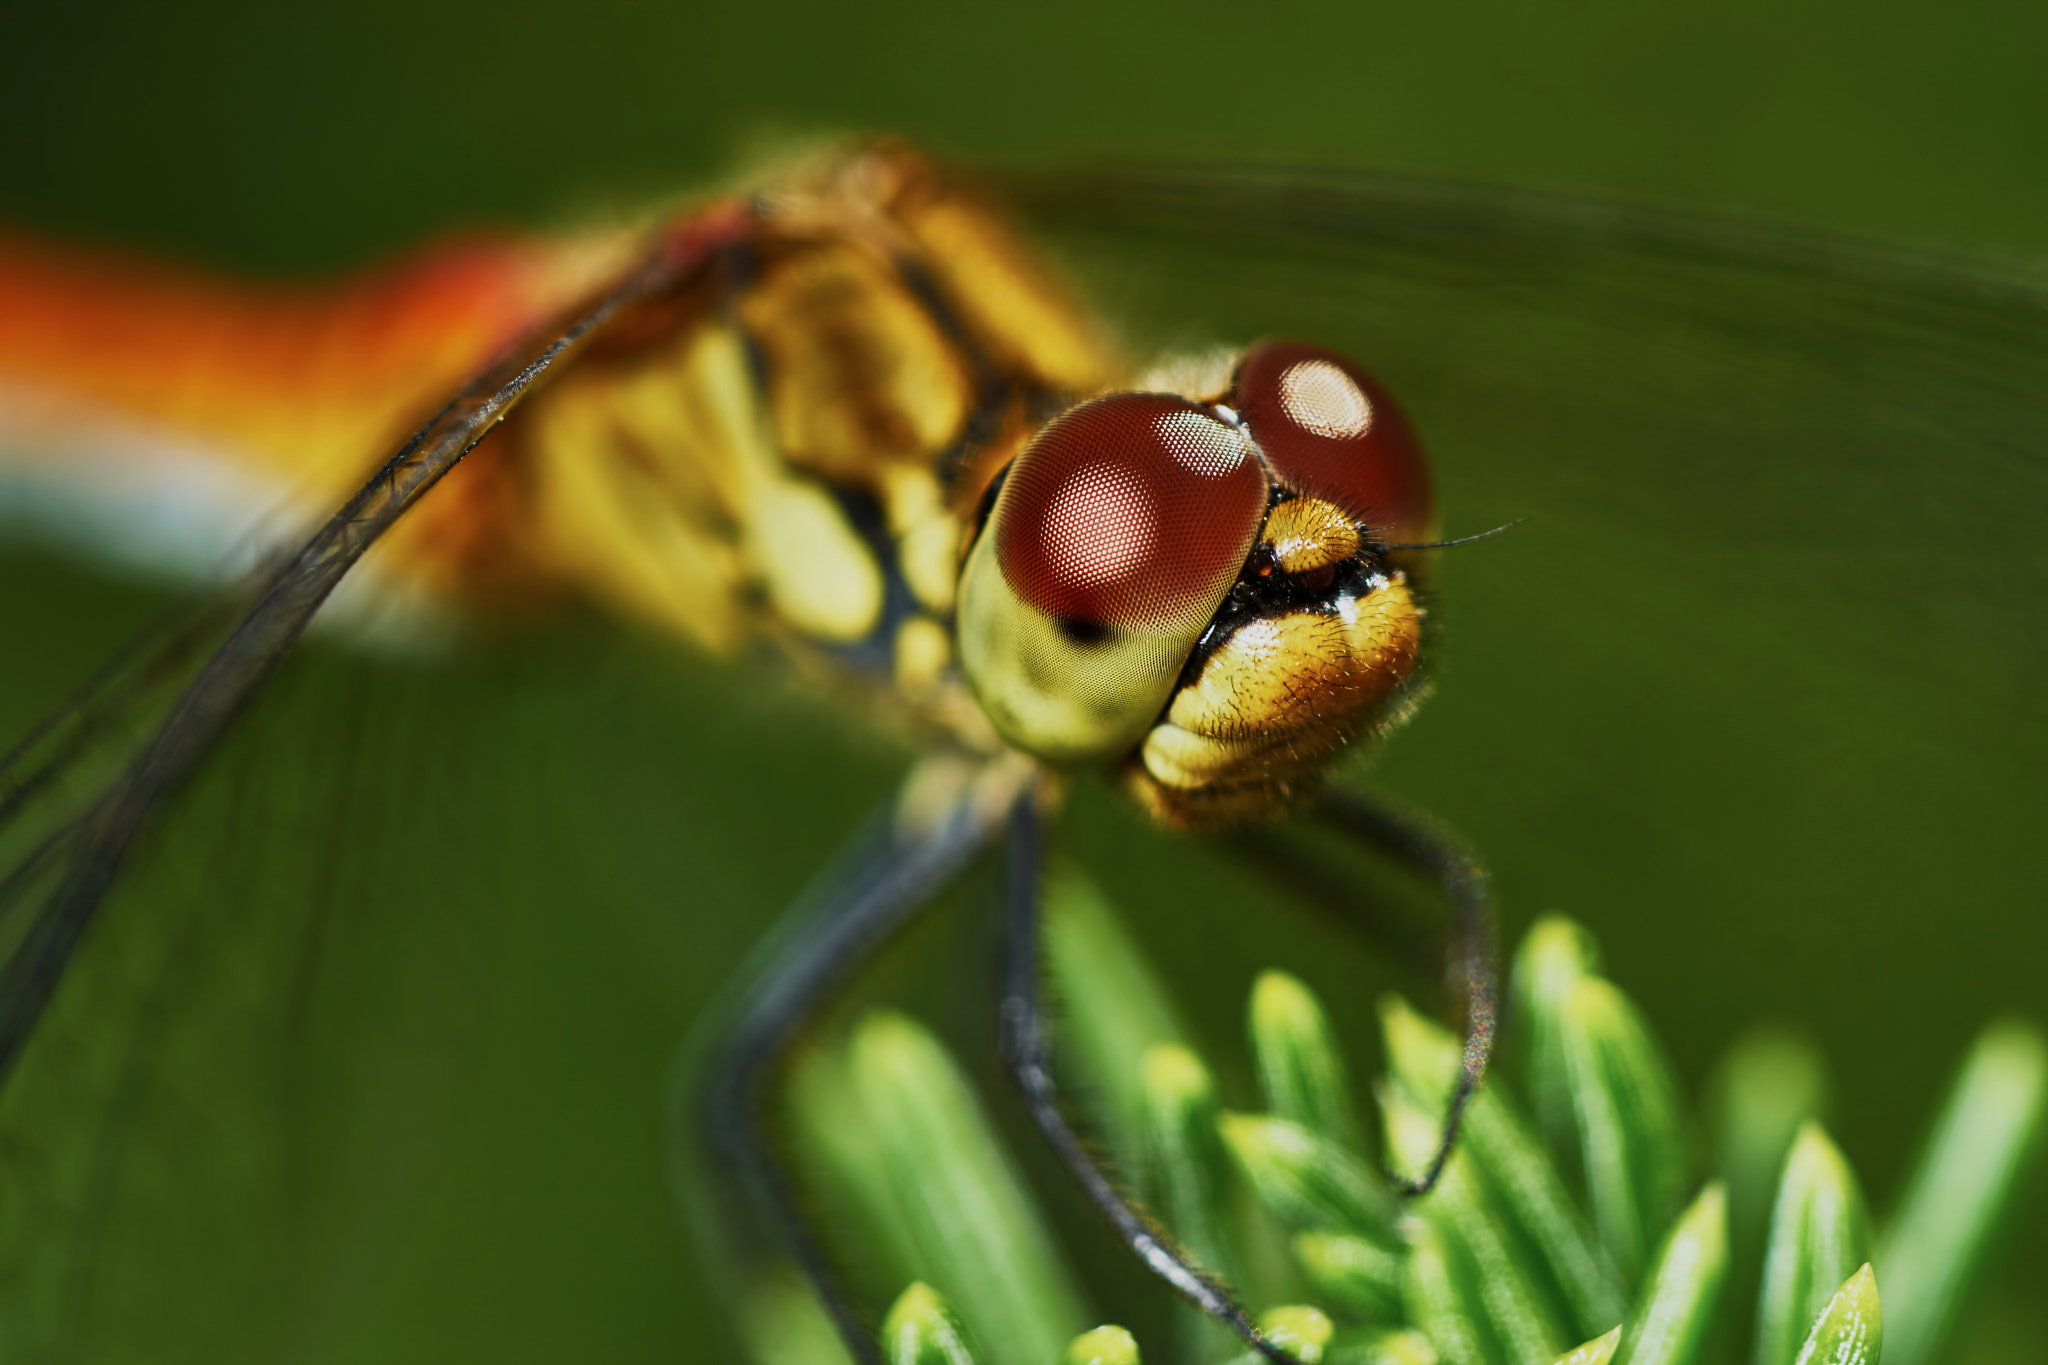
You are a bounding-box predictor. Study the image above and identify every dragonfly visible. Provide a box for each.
[0,141,1497,1364]
[2,140,2046,1364]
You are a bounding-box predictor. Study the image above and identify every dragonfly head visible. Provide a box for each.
[957,340,1432,827]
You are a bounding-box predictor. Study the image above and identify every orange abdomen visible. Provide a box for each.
[0,225,626,595]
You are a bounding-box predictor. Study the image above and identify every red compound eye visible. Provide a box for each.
[995,393,1269,633]
[1233,340,1433,543]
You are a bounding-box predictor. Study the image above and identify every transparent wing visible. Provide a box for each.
[0,223,754,1359]
[0,577,254,912]
[0,555,927,1364]
[0,229,729,1087]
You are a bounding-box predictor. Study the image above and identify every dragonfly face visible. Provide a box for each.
[957,344,1432,827]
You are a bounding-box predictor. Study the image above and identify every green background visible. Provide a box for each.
[0,2,2042,1362]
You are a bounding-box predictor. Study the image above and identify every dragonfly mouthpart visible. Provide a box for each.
[1126,490,1424,829]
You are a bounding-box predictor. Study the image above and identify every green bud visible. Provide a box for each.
[1560,976,1689,1282]
[1063,1325,1141,1365]
[1331,1328,1440,1365]
[1875,1021,2047,1365]
[1263,1305,1338,1364]
[1140,1045,1241,1362]
[1220,1112,1398,1240]
[1402,1218,1505,1365]
[1753,1124,1871,1365]
[1549,1327,1622,1365]
[1790,1265,1880,1365]
[847,1012,1087,1365]
[1382,1083,1571,1364]
[883,1283,979,1365]
[1142,1045,1239,1280]
[1615,1184,1728,1365]
[1708,1029,1828,1275]
[1512,916,1603,1162]
[1380,994,1463,1102]
[737,1272,857,1365]
[1294,1231,1404,1321]
[784,1038,924,1303]
[1252,971,1364,1154]
[1381,995,1626,1338]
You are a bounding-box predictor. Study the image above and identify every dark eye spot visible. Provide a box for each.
[1055,615,1111,646]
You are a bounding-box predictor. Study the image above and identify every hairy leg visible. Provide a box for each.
[996,796,1298,1365]
[1311,786,1499,1196]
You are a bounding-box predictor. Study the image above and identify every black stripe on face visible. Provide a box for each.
[1171,495,1396,696]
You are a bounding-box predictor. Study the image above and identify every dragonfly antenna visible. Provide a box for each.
[1382,516,1528,551]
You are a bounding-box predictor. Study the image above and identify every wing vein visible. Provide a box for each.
[0,216,741,1087]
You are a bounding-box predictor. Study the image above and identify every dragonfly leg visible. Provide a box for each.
[700,787,1007,1365]
[1310,787,1499,1197]
[997,798,1299,1365]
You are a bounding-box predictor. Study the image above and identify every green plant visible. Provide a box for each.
[759,872,2044,1365]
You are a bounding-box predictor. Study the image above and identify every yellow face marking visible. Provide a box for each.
[1131,575,1423,828]
[1138,720,1345,791]
[1259,497,1363,576]
[1166,582,1419,742]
